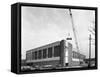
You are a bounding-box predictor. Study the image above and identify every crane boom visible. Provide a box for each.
[69,9,80,54]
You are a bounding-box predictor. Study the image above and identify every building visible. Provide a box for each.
[25,40,86,68]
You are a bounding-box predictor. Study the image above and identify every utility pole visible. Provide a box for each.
[89,34,91,67]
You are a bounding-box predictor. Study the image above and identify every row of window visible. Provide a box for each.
[72,51,85,59]
[26,45,61,60]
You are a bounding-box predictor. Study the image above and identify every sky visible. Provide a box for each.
[21,6,95,59]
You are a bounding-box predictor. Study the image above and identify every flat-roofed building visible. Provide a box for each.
[26,40,86,68]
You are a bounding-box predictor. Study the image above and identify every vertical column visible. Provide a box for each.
[68,43,73,67]
[89,34,91,67]
[60,40,66,67]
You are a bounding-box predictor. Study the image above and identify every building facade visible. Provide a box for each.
[26,40,86,68]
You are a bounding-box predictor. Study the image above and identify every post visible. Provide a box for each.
[89,34,91,67]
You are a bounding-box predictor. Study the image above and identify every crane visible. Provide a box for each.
[69,9,80,58]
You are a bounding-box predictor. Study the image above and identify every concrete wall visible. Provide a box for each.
[32,60,60,67]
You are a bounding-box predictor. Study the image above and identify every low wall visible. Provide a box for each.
[32,60,60,67]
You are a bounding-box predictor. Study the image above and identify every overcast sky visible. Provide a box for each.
[21,6,95,59]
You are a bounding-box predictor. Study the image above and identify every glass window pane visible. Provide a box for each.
[38,50,42,59]
[32,52,35,60]
[35,51,37,60]
[43,49,47,58]
[54,45,60,57]
[26,52,31,60]
[48,47,52,58]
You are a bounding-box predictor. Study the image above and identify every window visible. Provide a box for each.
[26,52,31,60]
[48,47,52,58]
[35,51,37,60]
[32,52,35,60]
[38,50,42,59]
[54,45,60,57]
[43,49,47,58]
[26,53,29,60]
